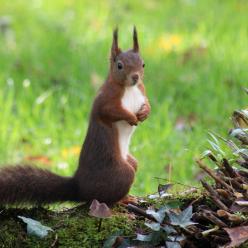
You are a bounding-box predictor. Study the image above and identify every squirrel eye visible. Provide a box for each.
[117,61,123,70]
[142,63,145,68]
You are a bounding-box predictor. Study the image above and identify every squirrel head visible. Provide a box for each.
[110,27,145,87]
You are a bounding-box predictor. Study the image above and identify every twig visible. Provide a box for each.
[223,177,244,191]
[232,110,248,128]
[196,160,233,191]
[50,234,58,248]
[201,210,228,227]
[239,170,248,178]
[217,210,243,224]
[126,204,157,222]
[153,177,200,189]
[200,180,229,211]
[216,189,231,199]
[222,159,239,178]
[237,160,248,169]
[211,235,230,244]
[195,226,219,239]
[235,200,248,206]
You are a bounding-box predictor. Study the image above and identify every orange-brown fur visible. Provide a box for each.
[0,27,150,206]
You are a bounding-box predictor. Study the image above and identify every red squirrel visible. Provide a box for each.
[0,27,150,206]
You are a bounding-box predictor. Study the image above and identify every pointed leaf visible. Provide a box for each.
[18,216,53,238]
[168,206,196,228]
[146,209,165,223]
[168,235,185,242]
[207,140,225,155]
[145,222,161,231]
[162,225,176,234]
[103,231,123,248]
[201,150,212,159]
[166,241,181,248]
[135,233,153,242]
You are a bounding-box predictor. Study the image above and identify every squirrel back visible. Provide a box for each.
[0,27,150,206]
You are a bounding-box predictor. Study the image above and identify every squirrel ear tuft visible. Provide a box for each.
[133,26,139,53]
[111,27,121,61]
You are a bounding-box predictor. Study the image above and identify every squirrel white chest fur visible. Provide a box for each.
[115,85,145,159]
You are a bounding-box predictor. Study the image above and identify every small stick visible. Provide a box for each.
[216,189,231,199]
[217,210,243,224]
[200,180,229,211]
[189,196,204,206]
[232,110,248,127]
[50,234,58,248]
[201,210,228,227]
[153,177,200,189]
[196,160,233,191]
[237,160,248,169]
[195,226,219,239]
[239,170,248,178]
[211,235,230,244]
[235,200,248,206]
[179,188,198,196]
[127,204,157,222]
[223,177,244,191]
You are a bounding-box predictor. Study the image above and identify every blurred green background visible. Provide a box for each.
[0,0,247,195]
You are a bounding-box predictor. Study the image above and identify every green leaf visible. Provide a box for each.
[146,205,171,224]
[146,209,164,223]
[117,238,131,248]
[103,231,123,248]
[208,132,219,144]
[201,150,212,159]
[18,216,53,238]
[166,241,181,248]
[145,221,161,231]
[168,205,196,228]
[207,140,225,155]
[162,225,176,234]
[158,205,171,214]
[168,235,185,242]
[135,233,153,242]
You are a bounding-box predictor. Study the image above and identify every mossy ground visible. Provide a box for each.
[0,204,138,248]
[0,191,202,248]
[1,191,248,247]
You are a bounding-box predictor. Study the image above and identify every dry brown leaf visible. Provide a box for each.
[24,155,51,165]
[223,226,248,248]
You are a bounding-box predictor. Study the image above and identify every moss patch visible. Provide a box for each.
[0,205,141,248]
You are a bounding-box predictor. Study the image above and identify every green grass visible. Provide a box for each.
[0,0,247,195]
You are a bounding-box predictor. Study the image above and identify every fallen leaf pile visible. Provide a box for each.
[102,92,248,247]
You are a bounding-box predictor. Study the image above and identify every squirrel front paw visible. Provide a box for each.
[127,115,138,126]
[137,103,150,122]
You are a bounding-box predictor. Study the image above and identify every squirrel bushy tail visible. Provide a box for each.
[0,166,79,205]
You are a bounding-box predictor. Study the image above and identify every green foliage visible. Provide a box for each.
[135,205,195,246]
[18,216,53,238]
[168,205,196,228]
[0,0,247,194]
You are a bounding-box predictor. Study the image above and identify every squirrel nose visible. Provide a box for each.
[131,74,139,83]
